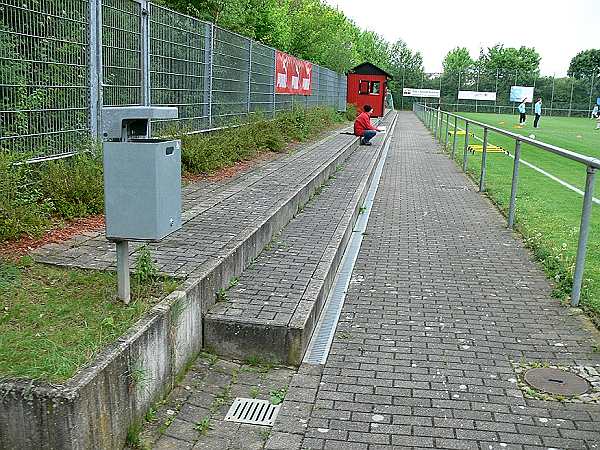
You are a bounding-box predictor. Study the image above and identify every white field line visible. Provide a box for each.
[453,124,600,206]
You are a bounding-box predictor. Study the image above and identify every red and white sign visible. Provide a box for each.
[275,50,312,95]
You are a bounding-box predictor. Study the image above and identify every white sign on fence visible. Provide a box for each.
[458,90,497,101]
[402,88,440,98]
[510,86,535,103]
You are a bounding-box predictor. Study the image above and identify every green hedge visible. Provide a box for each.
[0,107,346,242]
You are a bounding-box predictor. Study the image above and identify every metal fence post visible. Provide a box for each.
[550,74,555,117]
[140,0,151,106]
[568,78,575,117]
[462,121,469,172]
[475,67,479,113]
[588,72,595,115]
[247,40,252,115]
[205,23,214,127]
[571,166,597,306]
[451,116,457,159]
[508,139,521,228]
[89,0,102,140]
[271,48,276,117]
[494,69,499,114]
[433,109,438,142]
[479,127,488,192]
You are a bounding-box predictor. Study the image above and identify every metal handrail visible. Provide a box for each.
[413,103,597,308]
[422,106,600,169]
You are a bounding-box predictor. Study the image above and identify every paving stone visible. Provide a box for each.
[264,431,303,449]
[162,418,199,442]
[154,435,194,450]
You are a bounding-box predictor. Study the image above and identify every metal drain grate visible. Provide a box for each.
[224,398,280,426]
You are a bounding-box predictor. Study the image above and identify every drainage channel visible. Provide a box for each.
[303,115,397,365]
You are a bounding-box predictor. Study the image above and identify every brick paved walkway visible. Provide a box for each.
[204,112,396,365]
[267,112,600,450]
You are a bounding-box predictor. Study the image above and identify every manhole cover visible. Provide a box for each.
[524,368,590,396]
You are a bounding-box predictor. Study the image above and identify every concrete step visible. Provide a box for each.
[204,112,397,365]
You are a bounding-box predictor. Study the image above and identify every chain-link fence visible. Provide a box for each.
[0,0,347,161]
[396,68,600,117]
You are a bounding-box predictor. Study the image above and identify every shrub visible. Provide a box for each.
[0,154,51,241]
[181,106,344,175]
[345,103,360,121]
[1,106,346,242]
[36,151,104,219]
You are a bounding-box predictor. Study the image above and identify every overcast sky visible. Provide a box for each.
[324,0,599,76]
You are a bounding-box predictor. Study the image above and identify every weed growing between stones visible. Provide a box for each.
[126,421,148,450]
[269,386,287,405]
[194,417,212,436]
[249,386,260,398]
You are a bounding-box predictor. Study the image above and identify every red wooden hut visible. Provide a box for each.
[346,62,393,118]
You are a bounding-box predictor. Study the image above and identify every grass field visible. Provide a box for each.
[433,111,600,324]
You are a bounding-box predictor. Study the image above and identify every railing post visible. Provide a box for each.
[479,127,488,192]
[571,166,597,306]
[508,139,521,228]
[433,109,438,142]
[451,116,457,159]
[438,110,443,142]
[429,107,433,129]
[462,121,469,172]
[444,113,449,150]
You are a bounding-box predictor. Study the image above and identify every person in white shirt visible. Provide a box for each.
[534,98,542,128]
[592,104,599,119]
[518,99,527,124]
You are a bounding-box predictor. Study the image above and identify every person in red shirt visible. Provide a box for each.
[354,104,381,146]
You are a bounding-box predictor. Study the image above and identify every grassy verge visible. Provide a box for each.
[435,112,600,324]
[0,252,176,382]
[1,107,347,243]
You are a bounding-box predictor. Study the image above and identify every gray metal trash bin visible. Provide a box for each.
[103,139,181,241]
[101,106,181,302]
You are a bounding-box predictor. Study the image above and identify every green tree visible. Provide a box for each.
[386,39,425,108]
[479,44,541,74]
[568,49,600,79]
[442,47,473,74]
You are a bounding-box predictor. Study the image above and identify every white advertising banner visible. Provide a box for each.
[402,88,440,98]
[458,90,497,101]
[510,86,535,102]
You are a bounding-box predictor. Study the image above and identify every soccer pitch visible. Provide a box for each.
[438,112,600,321]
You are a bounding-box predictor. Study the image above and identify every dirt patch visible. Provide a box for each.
[0,215,105,258]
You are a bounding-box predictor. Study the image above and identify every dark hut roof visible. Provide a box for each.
[347,62,393,79]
